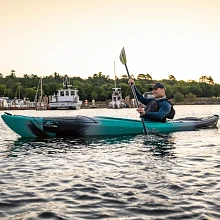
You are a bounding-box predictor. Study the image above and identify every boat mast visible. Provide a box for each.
[35,77,41,109]
[40,77,42,100]
[114,60,116,89]
[40,77,42,107]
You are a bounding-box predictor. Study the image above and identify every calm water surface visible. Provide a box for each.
[0,105,220,220]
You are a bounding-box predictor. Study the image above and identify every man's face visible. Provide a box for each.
[152,88,165,98]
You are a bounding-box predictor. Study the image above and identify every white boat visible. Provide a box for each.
[108,88,126,109]
[143,91,154,98]
[108,61,127,109]
[0,97,8,108]
[49,76,82,110]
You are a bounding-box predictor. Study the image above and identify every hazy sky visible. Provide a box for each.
[1,0,220,83]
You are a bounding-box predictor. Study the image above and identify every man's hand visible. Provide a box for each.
[136,108,145,115]
[128,79,134,85]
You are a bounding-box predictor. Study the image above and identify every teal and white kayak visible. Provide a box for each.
[1,112,219,138]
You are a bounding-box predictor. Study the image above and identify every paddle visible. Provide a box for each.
[119,47,147,134]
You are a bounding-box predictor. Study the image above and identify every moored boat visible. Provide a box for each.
[48,76,82,110]
[107,61,127,109]
[107,88,127,109]
[1,112,219,138]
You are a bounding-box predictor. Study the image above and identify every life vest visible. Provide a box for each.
[144,100,159,113]
[144,99,175,122]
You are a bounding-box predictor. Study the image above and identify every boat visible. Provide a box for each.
[48,76,82,110]
[108,88,127,109]
[108,61,127,109]
[130,91,154,108]
[1,112,219,138]
[143,91,154,98]
[0,97,9,108]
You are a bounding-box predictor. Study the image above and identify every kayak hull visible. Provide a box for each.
[1,112,219,138]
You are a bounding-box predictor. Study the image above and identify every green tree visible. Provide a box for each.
[200,83,215,97]
[164,84,175,99]
[146,73,152,80]
[137,73,152,81]
[199,75,214,84]
[117,83,130,98]
[43,83,59,96]
[188,83,203,97]
[7,70,16,79]
[173,91,184,103]
[213,84,220,97]
[207,76,214,84]
[0,84,6,96]
[185,93,196,102]
[174,85,190,96]
[119,74,129,84]
[137,74,146,80]
[25,88,37,101]
[169,75,176,81]
[91,91,98,100]
[15,82,24,99]
[92,72,110,86]
[99,84,109,101]
[5,88,14,99]
[0,74,4,84]
[22,74,30,87]
[53,72,61,82]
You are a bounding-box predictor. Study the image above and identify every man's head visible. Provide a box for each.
[149,83,166,98]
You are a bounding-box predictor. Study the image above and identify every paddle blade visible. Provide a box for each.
[119,47,127,65]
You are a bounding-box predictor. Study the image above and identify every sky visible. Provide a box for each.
[1,0,220,83]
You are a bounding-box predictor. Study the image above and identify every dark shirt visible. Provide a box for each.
[134,86,171,122]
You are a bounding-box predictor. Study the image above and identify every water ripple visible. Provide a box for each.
[0,108,220,219]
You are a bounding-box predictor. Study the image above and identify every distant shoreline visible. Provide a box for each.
[1,101,220,111]
[1,97,220,111]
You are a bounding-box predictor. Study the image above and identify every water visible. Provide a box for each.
[0,105,220,220]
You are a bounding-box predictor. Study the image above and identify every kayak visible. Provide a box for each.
[1,112,219,138]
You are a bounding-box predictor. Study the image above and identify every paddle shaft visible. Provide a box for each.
[124,63,147,134]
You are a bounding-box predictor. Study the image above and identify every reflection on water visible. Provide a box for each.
[1,106,220,220]
[8,134,176,159]
[143,134,176,158]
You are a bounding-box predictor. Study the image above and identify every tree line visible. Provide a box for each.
[0,71,220,103]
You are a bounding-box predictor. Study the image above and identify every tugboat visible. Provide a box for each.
[108,88,126,109]
[48,76,82,110]
[108,61,127,109]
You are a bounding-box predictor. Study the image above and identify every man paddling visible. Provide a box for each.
[128,79,175,122]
